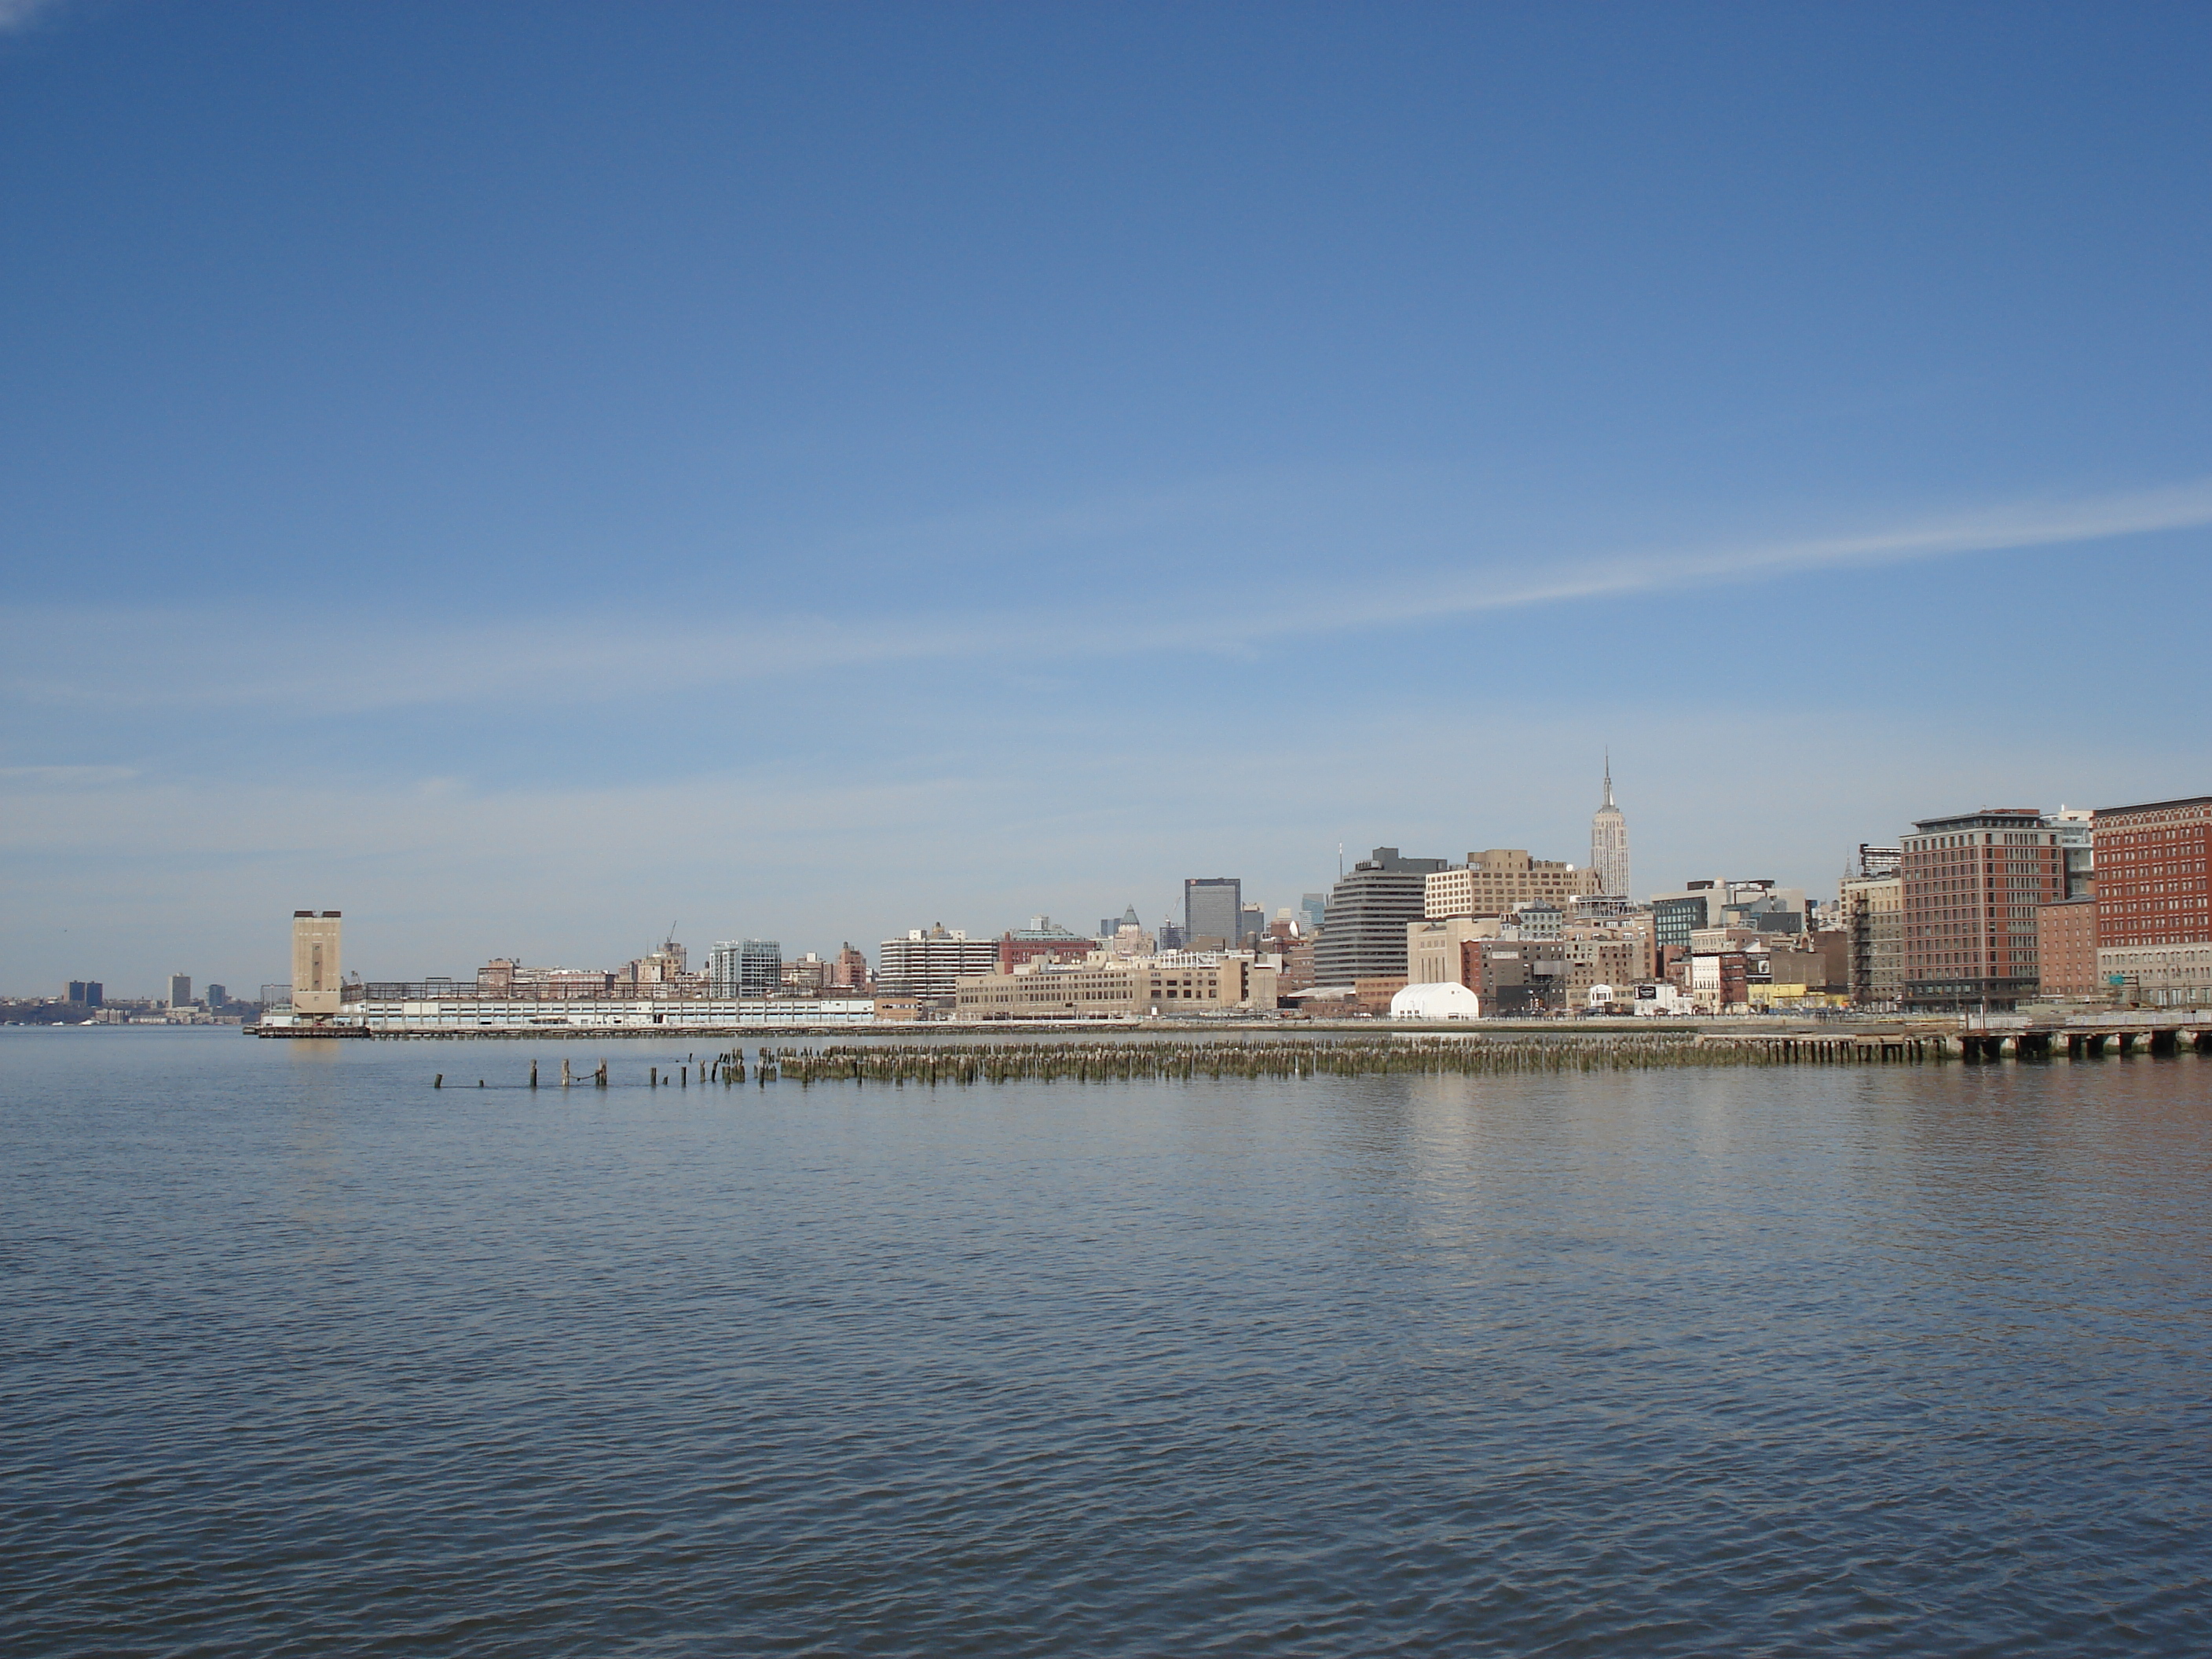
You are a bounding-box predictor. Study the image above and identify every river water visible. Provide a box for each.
[3,1028,2207,1655]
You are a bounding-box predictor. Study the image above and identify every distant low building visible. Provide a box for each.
[998,916,1096,973]
[781,954,830,996]
[877,925,1003,1005]
[954,953,1276,1020]
[830,943,872,992]
[265,989,877,1032]
[709,939,782,998]
[1464,939,1569,1016]
[1555,937,1638,1006]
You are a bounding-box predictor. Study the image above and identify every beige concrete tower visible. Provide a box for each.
[291,910,342,1016]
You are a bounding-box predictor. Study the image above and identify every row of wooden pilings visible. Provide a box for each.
[1746,1035,1939,1064]
[436,1051,764,1090]
[430,1031,2209,1090]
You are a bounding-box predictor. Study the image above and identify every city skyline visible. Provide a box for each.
[5,5,2210,994]
[11,755,2205,1001]
[25,767,2192,1003]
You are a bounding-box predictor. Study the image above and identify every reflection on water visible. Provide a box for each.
[2,1029,2207,1656]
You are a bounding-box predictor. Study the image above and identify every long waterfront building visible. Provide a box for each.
[954,952,1278,1020]
[259,983,877,1032]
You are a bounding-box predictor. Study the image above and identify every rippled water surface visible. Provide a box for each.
[4,1029,2210,1656]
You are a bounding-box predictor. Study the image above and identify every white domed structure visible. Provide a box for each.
[1390,981,1483,1020]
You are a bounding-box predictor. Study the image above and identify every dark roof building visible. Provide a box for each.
[1314,847,1449,986]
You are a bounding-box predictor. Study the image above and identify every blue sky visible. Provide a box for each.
[4,1,2209,996]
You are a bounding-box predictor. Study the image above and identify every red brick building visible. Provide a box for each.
[997,919,1097,974]
[2092,796,2212,949]
[1900,808,2064,1012]
[2091,795,2212,1006]
[2034,896,2100,999]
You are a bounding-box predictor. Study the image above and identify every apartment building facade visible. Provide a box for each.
[1839,873,1903,1008]
[2034,896,2101,999]
[1900,808,2063,1012]
[877,926,1002,1003]
[1424,848,1603,921]
[2092,794,2212,1006]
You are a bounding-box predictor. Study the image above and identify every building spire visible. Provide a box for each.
[1590,750,1628,897]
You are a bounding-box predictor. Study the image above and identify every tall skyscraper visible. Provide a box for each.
[1184,877,1242,947]
[1590,756,1630,897]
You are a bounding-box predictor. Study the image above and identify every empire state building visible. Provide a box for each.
[1590,757,1630,897]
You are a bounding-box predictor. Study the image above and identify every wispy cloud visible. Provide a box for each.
[0,0,67,34]
[1269,476,2212,638]
[5,476,2208,716]
[0,764,137,786]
